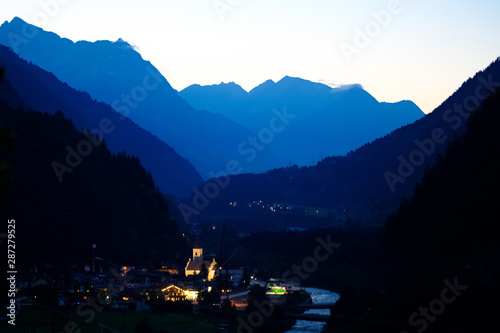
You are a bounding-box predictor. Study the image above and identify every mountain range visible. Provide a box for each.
[0,17,282,179]
[180,78,424,166]
[183,58,500,227]
[0,17,424,179]
[0,45,202,199]
[2,16,494,228]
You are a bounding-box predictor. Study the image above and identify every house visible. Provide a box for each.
[219,268,244,288]
[120,266,135,276]
[160,284,199,302]
[185,241,217,281]
[162,285,187,302]
[250,279,266,288]
[158,265,179,275]
[113,290,148,311]
[267,278,301,293]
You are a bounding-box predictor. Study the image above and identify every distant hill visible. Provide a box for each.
[0,17,283,178]
[0,45,202,199]
[180,76,424,166]
[183,58,500,226]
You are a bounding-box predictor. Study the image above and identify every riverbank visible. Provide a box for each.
[286,287,340,333]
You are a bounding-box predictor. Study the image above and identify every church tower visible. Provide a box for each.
[192,238,203,261]
[185,237,217,281]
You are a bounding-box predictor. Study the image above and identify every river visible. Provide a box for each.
[285,287,340,333]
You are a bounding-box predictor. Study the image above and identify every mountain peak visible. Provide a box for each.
[3,17,34,32]
[217,81,246,90]
[9,16,27,26]
[248,79,275,95]
[249,75,333,96]
[179,81,248,112]
[182,81,247,95]
[278,75,302,82]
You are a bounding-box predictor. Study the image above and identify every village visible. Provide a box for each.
[10,239,306,317]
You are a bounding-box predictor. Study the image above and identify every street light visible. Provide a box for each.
[92,244,96,273]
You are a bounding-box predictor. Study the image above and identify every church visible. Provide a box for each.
[185,241,218,281]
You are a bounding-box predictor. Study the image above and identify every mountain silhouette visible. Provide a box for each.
[0,45,202,199]
[183,58,500,225]
[328,79,500,333]
[180,76,424,166]
[0,94,185,265]
[0,17,284,178]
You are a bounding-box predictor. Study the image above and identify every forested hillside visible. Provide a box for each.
[0,97,187,266]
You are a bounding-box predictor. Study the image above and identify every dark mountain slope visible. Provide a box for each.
[328,83,500,333]
[186,59,500,225]
[0,45,202,199]
[0,99,186,266]
[0,17,283,177]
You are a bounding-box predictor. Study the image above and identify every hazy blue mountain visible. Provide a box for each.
[183,58,500,225]
[0,45,202,199]
[0,17,283,178]
[180,76,424,166]
[181,81,248,113]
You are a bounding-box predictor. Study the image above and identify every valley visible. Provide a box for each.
[1,9,499,333]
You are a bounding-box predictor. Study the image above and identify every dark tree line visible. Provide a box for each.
[0,98,188,267]
[327,88,500,332]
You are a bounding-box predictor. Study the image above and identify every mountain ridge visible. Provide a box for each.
[182,58,500,227]
[0,17,284,178]
[0,45,203,199]
[180,75,424,165]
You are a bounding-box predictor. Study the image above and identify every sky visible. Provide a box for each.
[1,0,500,114]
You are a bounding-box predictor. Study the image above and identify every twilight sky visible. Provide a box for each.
[1,0,500,113]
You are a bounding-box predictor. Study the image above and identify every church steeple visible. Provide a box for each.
[193,237,203,261]
[185,237,217,281]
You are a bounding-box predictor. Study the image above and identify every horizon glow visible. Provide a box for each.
[1,0,500,113]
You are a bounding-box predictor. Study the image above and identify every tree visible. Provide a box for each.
[0,67,15,205]
[197,290,221,307]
